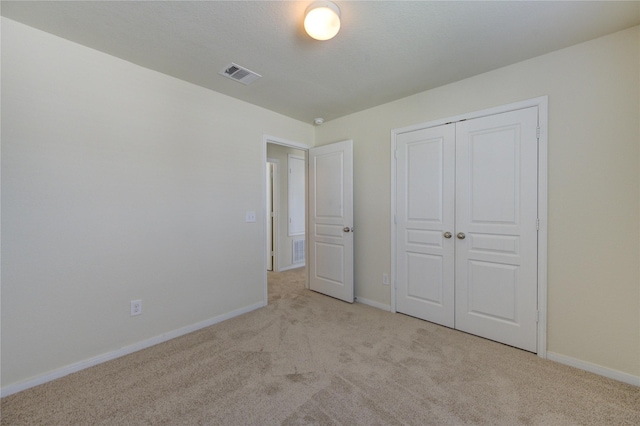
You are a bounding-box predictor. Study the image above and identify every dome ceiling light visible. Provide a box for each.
[304,1,341,41]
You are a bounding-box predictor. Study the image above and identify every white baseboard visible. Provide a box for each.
[278,263,305,272]
[0,300,266,398]
[355,296,391,312]
[546,351,640,387]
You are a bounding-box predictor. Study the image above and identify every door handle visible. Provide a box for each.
[457,232,466,240]
[443,232,452,239]
[343,227,351,233]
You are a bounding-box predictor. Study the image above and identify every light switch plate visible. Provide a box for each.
[246,211,256,222]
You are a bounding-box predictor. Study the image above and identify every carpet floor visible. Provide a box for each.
[2,267,639,425]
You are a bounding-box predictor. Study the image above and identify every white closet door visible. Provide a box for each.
[396,124,455,327]
[394,106,539,352]
[454,107,539,352]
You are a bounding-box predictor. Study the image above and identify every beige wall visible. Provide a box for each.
[316,26,640,378]
[266,143,306,271]
[2,16,639,391]
[0,18,313,388]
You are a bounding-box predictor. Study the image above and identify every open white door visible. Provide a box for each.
[309,140,354,303]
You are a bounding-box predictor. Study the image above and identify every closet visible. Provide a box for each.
[394,106,540,352]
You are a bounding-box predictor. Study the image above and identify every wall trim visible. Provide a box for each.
[0,301,266,398]
[355,297,392,312]
[547,352,640,387]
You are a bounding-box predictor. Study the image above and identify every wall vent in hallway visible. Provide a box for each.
[293,239,305,264]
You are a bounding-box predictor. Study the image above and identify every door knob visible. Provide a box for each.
[443,232,452,239]
[343,227,351,233]
[457,232,466,240]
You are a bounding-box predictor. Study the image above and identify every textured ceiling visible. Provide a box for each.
[2,1,640,124]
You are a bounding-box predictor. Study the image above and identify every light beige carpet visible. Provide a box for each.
[2,267,639,425]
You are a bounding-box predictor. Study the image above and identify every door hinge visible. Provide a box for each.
[536,126,541,139]
[536,218,540,230]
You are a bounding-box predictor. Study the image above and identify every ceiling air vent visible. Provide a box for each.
[220,63,262,85]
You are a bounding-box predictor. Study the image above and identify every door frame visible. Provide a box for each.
[390,96,548,358]
[262,135,312,304]
[266,158,279,271]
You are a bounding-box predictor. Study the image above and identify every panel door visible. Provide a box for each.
[454,107,539,352]
[309,140,354,303]
[395,124,455,327]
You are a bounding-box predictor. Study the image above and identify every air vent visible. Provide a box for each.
[220,63,262,85]
[293,239,305,264]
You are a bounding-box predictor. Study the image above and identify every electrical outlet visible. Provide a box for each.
[130,300,142,316]
[382,274,389,286]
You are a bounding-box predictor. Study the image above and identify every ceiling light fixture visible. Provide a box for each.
[304,1,341,41]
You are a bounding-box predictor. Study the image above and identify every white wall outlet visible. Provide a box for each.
[245,211,256,222]
[382,273,389,286]
[130,300,142,316]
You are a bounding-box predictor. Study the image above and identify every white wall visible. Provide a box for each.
[266,143,306,271]
[0,18,313,389]
[316,26,640,379]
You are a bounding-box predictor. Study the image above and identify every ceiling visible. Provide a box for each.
[2,1,640,124]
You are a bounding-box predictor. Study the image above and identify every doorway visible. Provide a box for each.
[263,138,355,305]
[263,136,310,304]
[266,143,307,272]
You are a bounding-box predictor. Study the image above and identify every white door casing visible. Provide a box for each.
[393,102,542,353]
[266,162,274,271]
[309,140,354,303]
[395,124,456,327]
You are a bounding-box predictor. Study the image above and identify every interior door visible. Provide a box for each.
[309,140,354,303]
[395,124,455,327]
[454,107,539,352]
